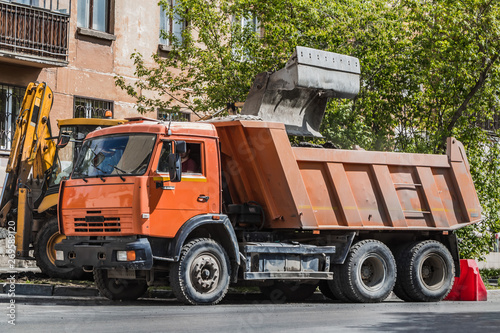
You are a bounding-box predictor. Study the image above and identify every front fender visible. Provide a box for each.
[170,214,240,266]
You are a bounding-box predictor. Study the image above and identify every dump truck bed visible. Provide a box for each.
[213,120,482,231]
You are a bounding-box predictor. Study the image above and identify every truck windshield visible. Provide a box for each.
[72,134,156,178]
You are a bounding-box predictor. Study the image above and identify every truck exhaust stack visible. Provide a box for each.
[241,46,361,137]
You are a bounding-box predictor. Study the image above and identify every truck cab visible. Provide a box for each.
[59,118,221,239]
[56,118,242,303]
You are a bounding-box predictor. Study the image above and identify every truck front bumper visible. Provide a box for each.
[55,237,153,270]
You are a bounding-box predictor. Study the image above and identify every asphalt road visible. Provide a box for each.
[2,291,500,332]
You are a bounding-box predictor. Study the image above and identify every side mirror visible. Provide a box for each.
[57,133,71,148]
[167,153,182,182]
[175,141,187,154]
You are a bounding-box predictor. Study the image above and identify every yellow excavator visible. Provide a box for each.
[0,82,125,278]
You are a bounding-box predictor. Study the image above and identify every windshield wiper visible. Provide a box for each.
[90,164,108,182]
[113,166,126,182]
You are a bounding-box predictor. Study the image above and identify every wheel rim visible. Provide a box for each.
[419,253,446,291]
[46,232,66,265]
[190,252,221,294]
[357,253,387,291]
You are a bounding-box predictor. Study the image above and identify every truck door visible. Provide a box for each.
[148,138,220,238]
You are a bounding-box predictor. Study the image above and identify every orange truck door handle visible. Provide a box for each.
[197,195,209,203]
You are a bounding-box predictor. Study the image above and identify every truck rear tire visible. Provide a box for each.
[259,281,318,302]
[34,217,84,279]
[396,240,454,302]
[318,280,336,300]
[326,265,352,302]
[170,238,230,305]
[340,239,396,303]
[94,269,148,301]
[393,243,415,302]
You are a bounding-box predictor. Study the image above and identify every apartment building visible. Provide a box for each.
[0,0,189,187]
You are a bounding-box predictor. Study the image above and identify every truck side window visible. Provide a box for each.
[157,142,202,174]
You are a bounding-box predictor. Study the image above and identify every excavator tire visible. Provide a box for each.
[34,217,84,279]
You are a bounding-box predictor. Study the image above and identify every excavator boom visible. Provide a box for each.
[0,82,55,227]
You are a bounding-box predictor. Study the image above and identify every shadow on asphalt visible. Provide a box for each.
[349,311,500,331]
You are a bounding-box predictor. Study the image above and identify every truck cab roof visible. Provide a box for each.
[84,118,218,139]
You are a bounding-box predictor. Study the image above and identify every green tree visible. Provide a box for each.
[116,0,500,258]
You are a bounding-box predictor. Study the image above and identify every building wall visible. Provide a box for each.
[0,0,170,191]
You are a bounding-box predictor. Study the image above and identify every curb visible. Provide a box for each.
[0,283,332,301]
[2,283,98,297]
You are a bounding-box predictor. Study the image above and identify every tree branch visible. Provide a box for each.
[445,52,499,135]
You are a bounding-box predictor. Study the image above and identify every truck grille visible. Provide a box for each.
[74,216,121,233]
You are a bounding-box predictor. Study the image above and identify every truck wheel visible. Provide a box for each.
[259,281,318,302]
[94,269,148,301]
[393,243,415,302]
[326,265,352,302]
[397,240,454,302]
[170,238,230,305]
[340,239,396,303]
[318,280,336,300]
[34,217,84,279]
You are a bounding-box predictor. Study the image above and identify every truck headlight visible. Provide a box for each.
[117,250,136,261]
[117,251,127,261]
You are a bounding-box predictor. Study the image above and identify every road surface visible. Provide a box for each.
[2,291,499,332]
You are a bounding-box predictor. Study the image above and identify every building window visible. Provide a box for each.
[11,0,69,12]
[158,108,190,122]
[0,84,25,151]
[77,0,110,33]
[74,97,114,118]
[159,0,185,46]
[12,0,39,6]
[231,13,259,61]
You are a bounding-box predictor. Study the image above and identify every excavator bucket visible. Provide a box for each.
[241,46,360,137]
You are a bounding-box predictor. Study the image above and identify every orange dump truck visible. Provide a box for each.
[55,47,482,304]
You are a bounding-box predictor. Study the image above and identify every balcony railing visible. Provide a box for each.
[0,1,70,64]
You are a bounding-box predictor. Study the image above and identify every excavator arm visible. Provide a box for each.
[0,82,55,257]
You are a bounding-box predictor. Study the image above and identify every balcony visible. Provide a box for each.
[0,0,70,67]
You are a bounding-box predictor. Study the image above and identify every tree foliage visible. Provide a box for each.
[116,0,500,258]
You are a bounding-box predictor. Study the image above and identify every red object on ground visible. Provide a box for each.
[445,259,487,301]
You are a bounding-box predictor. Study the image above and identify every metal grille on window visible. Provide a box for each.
[0,84,25,151]
[74,97,113,118]
[158,109,190,122]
